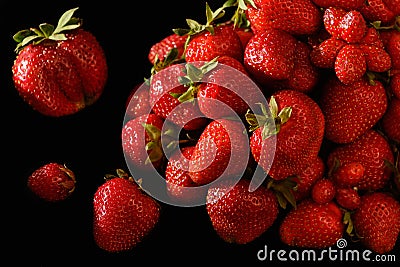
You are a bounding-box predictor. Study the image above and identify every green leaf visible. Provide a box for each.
[142,123,161,141]
[13,29,33,43]
[277,106,292,124]
[54,7,79,34]
[50,33,67,41]
[39,23,55,38]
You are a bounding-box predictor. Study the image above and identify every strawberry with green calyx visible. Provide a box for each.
[173,2,244,62]
[93,169,160,253]
[246,89,325,181]
[27,162,76,202]
[12,7,108,117]
[148,33,187,66]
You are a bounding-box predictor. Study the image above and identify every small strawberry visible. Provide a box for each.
[339,10,367,44]
[246,89,325,181]
[206,178,279,244]
[125,83,151,120]
[188,118,250,185]
[319,76,387,144]
[279,199,345,248]
[327,129,394,191]
[331,161,365,188]
[381,97,400,143]
[335,187,360,210]
[359,44,392,73]
[12,7,108,117]
[292,156,325,201]
[148,33,186,65]
[311,0,364,10]
[311,178,336,204]
[334,44,366,85]
[310,37,347,68]
[27,162,76,202]
[323,7,347,37]
[93,169,160,253]
[245,0,322,36]
[352,192,400,254]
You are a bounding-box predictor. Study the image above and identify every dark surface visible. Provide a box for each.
[1,1,398,266]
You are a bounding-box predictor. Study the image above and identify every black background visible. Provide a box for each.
[1,0,398,266]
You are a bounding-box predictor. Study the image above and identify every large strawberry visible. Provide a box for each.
[319,76,387,144]
[326,129,394,191]
[93,169,160,253]
[12,7,108,117]
[279,199,345,248]
[246,89,325,181]
[352,192,400,254]
[206,178,279,244]
[27,162,76,202]
[188,118,250,185]
[245,0,322,36]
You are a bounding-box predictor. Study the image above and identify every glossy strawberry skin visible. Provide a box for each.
[335,187,360,210]
[12,29,107,117]
[327,130,394,191]
[279,199,344,248]
[311,0,364,10]
[148,33,186,65]
[93,176,160,253]
[246,0,322,36]
[250,90,325,180]
[352,192,400,254]
[331,162,365,188]
[125,83,151,120]
[311,178,336,204]
[206,179,278,244]
[27,162,76,202]
[359,0,397,25]
[334,44,366,85]
[319,77,387,144]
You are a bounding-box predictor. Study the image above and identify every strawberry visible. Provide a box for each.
[311,178,336,204]
[335,187,360,210]
[245,0,322,36]
[206,178,279,244]
[121,113,166,172]
[125,83,151,120]
[334,44,367,85]
[148,33,186,65]
[292,156,325,201]
[327,129,394,191]
[12,7,108,117]
[243,27,298,85]
[188,119,250,185]
[246,89,325,180]
[310,37,347,68]
[380,28,400,70]
[323,7,347,37]
[381,97,400,143]
[352,192,400,254]
[165,146,200,203]
[279,199,345,248]
[93,169,160,252]
[382,0,400,15]
[319,76,387,144]
[311,0,364,10]
[359,44,392,73]
[359,0,397,26]
[331,161,365,188]
[27,162,76,202]
[390,73,400,99]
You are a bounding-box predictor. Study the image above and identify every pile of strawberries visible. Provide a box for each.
[14,0,400,258]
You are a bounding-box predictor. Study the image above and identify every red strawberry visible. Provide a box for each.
[359,0,397,25]
[93,169,160,252]
[359,44,392,73]
[27,162,76,202]
[382,0,400,15]
[246,89,325,180]
[331,161,365,188]
[327,129,394,191]
[245,0,322,36]
[206,178,279,244]
[165,146,200,203]
[311,0,364,10]
[188,119,250,185]
[121,113,166,172]
[310,37,347,68]
[390,73,400,99]
[339,10,367,43]
[380,28,400,70]
[125,83,151,120]
[148,33,186,65]
[311,178,336,204]
[323,7,347,37]
[334,44,367,85]
[382,97,400,143]
[319,76,387,144]
[243,27,298,85]
[12,7,107,117]
[279,199,345,248]
[352,192,400,254]
[335,187,360,210]
[292,156,325,201]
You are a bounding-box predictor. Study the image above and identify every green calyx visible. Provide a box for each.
[170,57,218,103]
[224,0,256,29]
[13,7,81,53]
[245,96,292,140]
[142,123,163,165]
